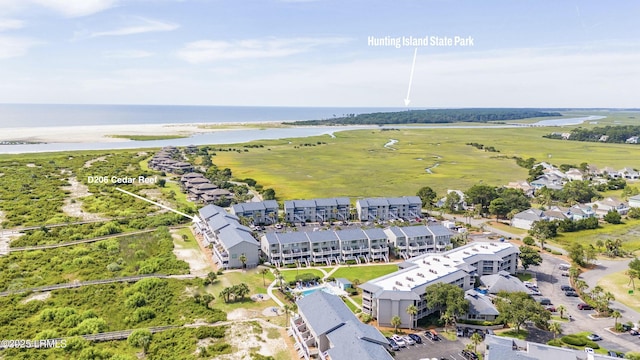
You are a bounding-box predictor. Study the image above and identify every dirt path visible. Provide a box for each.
[83,155,109,168]
[170,229,214,277]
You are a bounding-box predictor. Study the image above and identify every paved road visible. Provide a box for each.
[529,254,638,353]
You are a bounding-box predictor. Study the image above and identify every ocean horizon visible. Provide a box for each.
[0,104,413,128]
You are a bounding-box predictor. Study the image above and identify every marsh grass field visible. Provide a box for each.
[212,113,640,199]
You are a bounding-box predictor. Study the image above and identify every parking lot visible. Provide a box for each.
[391,331,469,360]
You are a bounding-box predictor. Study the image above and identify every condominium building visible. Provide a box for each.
[230,200,279,225]
[284,198,351,223]
[260,228,390,267]
[359,242,519,328]
[384,224,453,259]
[355,196,422,221]
[290,290,393,360]
[194,205,259,269]
[485,334,613,360]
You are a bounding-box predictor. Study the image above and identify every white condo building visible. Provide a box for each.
[356,196,422,221]
[284,198,351,223]
[359,242,519,328]
[194,205,260,269]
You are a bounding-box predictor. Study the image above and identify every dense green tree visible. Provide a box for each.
[262,188,276,200]
[569,243,586,267]
[549,321,562,339]
[417,186,438,208]
[443,191,462,212]
[529,220,558,241]
[424,283,469,318]
[495,291,550,332]
[519,246,542,270]
[391,316,402,333]
[604,210,622,224]
[489,198,510,219]
[128,328,153,354]
[465,184,498,214]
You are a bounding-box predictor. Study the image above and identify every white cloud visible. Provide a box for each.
[0,18,24,31]
[0,35,39,59]
[177,37,351,63]
[103,50,154,58]
[85,17,179,38]
[31,0,118,17]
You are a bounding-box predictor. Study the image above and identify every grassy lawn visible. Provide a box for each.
[204,268,277,313]
[495,329,528,340]
[551,315,569,323]
[487,221,528,237]
[553,219,640,255]
[278,268,325,284]
[330,264,399,283]
[516,273,533,282]
[342,297,359,313]
[211,124,640,200]
[171,227,201,251]
[597,271,640,313]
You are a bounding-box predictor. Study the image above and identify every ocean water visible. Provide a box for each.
[0,104,410,128]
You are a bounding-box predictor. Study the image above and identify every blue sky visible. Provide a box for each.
[0,0,638,107]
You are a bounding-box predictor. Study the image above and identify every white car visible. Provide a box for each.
[584,347,594,354]
[392,335,406,347]
[402,335,415,345]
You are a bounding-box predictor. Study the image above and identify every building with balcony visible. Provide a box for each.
[260,228,390,267]
[355,196,422,221]
[194,205,259,269]
[290,290,392,360]
[231,200,279,225]
[359,242,519,328]
[384,224,453,259]
[485,334,613,360]
[284,198,351,223]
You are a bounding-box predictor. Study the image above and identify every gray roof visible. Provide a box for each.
[426,224,454,237]
[334,228,367,242]
[335,278,352,285]
[306,230,339,243]
[385,226,405,238]
[297,291,392,360]
[232,200,278,213]
[284,199,317,209]
[218,226,257,248]
[199,204,223,221]
[274,231,309,245]
[465,290,499,317]
[387,197,410,205]
[398,225,431,238]
[513,209,545,222]
[480,272,530,294]
[485,334,616,360]
[358,198,389,207]
[262,232,279,246]
[376,290,421,301]
[363,227,387,240]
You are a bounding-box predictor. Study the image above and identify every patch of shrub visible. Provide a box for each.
[196,325,227,339]
[523,237,535,246]
[560,335,586,346]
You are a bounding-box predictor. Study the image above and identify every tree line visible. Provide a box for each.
[290,109,561,126]
[544,125,640,144]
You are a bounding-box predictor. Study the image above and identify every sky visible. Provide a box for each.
[0,0,638,107]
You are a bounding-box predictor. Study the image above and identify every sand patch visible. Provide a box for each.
[171,230,213,277]
[0,229,23,255]
[25,163,38,167]
[61,177,108,221]
[83,155,109,168]
[206,321,289,360]
[21,292,51,304]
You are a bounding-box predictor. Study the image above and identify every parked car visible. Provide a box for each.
[425,329,440,341]
[620,324,631,332]
[561,271,570,277]
[564,291,579,297]
[391,335,406,347]
[386,338,400,351]
[407,333,422,344]
[544,305,556,312]
[559,263,571,270]
[560,285,574,291]
[456,327,464,337]
[539,298,552,306]
[577,303,593,310]
[402,335,415,345]
[586,334,602,341]
[585,347,595,354]
[629,329,639,335]
[461,350,479,360]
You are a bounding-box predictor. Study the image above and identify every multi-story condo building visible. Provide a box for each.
[384,224,453,259]
[359,242,519,328]
[291,290,392,360]
[260,228,390,267]
[230,200,279,225]
[356,196,422,221]
[194,205,259,269]
[284,198,350,223]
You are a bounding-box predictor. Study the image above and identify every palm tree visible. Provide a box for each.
[219,287,231,303]
[612,310,621,327]
[549,322,562,339]
[391,316,402,334]
[470,332,483,353]
[568,267,580,281]
[556,305,567,319]
[260,268,269,286]
[239,253,247,269]
[283,304,292,327]
[406,305,418,330]
[441,312,456,332]
[574,279,589,294]
[626,269,638,290]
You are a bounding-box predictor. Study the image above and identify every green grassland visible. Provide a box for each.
[211,121,640,200]
[330,264,399,283]
[551,218,640,254]
[0,227,189,292]
[597,271,640,313]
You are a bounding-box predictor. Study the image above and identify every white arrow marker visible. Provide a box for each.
[404,47,418,107]
[115,187,200,223]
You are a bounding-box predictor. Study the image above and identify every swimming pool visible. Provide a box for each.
[298,285,339,297]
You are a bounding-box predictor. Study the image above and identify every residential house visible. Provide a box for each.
[625,136,639,144]
[360,242,519,328]
[356,196,422,221]
[194,205,259,269]
[230,200,279,225]
[592,197,629,217]
[530,173,564,190]
[505,181,534,197]
[564,168,584,181]
[510,209,546,230]
[384,224,452,259]
[629,194,640,209]
[619,167,639,180]
[291,291,392,360]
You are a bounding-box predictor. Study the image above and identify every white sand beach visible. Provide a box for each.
[0,123,236,144]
